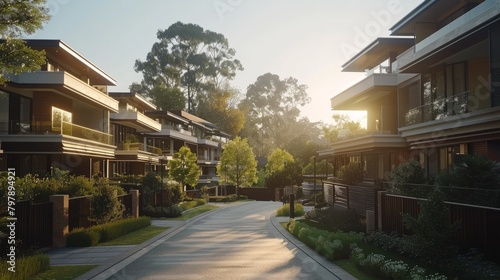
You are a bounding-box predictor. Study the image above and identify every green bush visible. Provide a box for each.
[66,228,101,247]
[93,217,151,242]
[90,179,125,225]
[337,162,363,184]
[286,220,363,260]
[180,198,207,211]
[66,217,151,246]
[304,207,365,232]
[0,253,50,280]
[349,244,447,280]
[276,203,304,217]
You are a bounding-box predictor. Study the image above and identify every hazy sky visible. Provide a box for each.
[29,0,424,125]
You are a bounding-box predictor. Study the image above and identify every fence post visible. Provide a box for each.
[50,195,69,247]
[130,189,139,218]
[377,191,386,231]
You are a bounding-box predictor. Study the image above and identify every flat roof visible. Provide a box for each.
[23,39,117,85]
[341,37,414,72]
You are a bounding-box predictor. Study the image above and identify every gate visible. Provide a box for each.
[16,200,53,249]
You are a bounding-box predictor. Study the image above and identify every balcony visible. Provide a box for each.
[0,120,113,145]
[397,0,499,72]
[404,90,478,126]
[111,110,162,132]
[331,131,407,154]
[7,71,119,112]
[117,142,162,156]
[400,90,500,142]
[0,120,115,157]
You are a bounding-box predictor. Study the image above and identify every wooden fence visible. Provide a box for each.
[380,192,500,262]
[323,181,382,217]
[16,200,53,249]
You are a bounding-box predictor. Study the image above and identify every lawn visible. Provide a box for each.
[31,265,97,280]
[99,225,168,246]
[169,204,219,221]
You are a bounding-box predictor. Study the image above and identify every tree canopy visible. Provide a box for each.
[322,113,366,142]
[264,148,301,188]
[168,146,201,189]
[0,0,51,84]
[239,73,311,157]
[196,82,244,137]
[217,137,257,196]
[133,21,243,113]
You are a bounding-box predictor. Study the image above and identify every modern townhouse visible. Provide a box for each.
[0,39,118,177]
[328,37,415,181]
[109,92,162,176]
[145,110,230,186]
[327,0,500,180]
[393,0,500,177]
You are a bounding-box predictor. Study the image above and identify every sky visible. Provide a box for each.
[29,0,424,125]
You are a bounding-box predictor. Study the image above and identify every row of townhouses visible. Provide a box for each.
[0,39,230,184]
[322,0,500,181]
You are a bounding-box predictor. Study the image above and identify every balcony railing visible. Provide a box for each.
[404,90,474,126]
[0,120,113,145]
[118,142,162,156]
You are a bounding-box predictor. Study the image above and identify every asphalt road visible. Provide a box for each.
[92,201,352,280]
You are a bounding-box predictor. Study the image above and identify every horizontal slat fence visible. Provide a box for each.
[381,193,500,262]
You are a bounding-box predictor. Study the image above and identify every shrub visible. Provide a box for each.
[401,189,460,263]
[337,162,362,183]
[0,253,50,280]
[94,217,151,242]
[66,217,151,246]
[286,220,363,260]
[276,203,304,217]
[180,198,207,211]
[388,159,427,196]
[304,207,365,232]
[90,179,125,225]
[66,228,101,247]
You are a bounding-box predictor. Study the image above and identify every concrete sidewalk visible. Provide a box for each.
[47,220,184,266]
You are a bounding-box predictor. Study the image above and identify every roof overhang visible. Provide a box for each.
[389,0,486,36]
[342,37,414,72]
[23,39,116,86]
[109,92,157,110]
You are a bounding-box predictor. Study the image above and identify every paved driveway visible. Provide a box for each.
[80,201,355,280]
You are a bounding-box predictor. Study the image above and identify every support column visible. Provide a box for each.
[130,189,140,218]
[50,195,69,247]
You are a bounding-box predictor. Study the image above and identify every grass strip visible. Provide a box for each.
[98,225,168,246]
[32,265,97,280]
[169,204,219,221]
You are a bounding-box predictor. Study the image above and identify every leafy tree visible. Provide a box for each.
[196,82,244,136]
[133,21,243,113]
[302,159,333,176]
[217,137,257,197]
[239,73,310,157]
[0,0,50,84]
[322,113,366,142]
[284,129,328,166]
[168,146,201,190]
[264,148,300,188]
